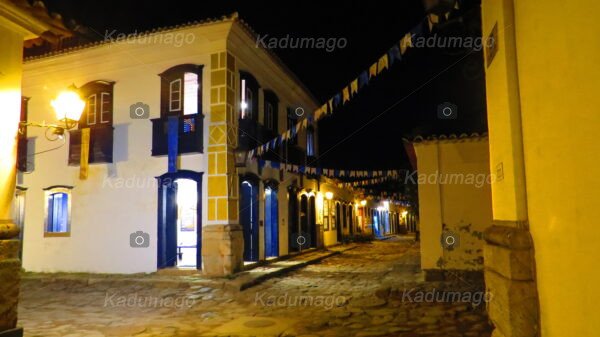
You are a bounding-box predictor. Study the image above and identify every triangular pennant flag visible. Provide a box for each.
[400,33,413,54]
[328,99,334,113]
[315,106,324,120]
[333,93,342,108]
[272,161,280,169]
[350,79,359,95]
[258,159,265,168]
[377,54,389,73]
[369,62,378,78]
[358,71,369,89]
[342,86,350,104]
[388,45,402,65]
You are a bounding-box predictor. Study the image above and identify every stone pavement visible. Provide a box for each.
[18,237,492,337]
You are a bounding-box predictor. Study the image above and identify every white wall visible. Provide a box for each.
[19,23,230,273]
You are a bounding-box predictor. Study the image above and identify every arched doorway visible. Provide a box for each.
[157,171,202,270]
[308,195,317,248]
[348,204,354,235]
[288,186,300,252]
[240,175,259,262]
[264,181,279,258]
[335,202,342,241]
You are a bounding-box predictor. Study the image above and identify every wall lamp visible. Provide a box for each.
[19,86,85,139]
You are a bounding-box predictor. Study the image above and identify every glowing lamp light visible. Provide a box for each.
[325,192,334,200]
[402,211,408,218]
[51,90,85,122]
[360,200,367,206]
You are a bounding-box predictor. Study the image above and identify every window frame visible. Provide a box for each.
[159,64,203,118]
[86,94,97,126]
[239,71,259,122]
[307,125,315,157]
[263,90,279,132]
[43,186,73,237]
[169,78,182,112]
[79,81,115,128]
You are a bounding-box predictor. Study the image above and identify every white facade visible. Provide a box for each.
[18,18,322,273]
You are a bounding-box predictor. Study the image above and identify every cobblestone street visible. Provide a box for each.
[19,237,492,337]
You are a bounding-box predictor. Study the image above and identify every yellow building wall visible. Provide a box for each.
[414,138,493,272]
[514,2,600,336]
[483,0,600,335]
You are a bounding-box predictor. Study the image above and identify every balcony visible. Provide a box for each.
[151,114,204,156]
[68,125,114,165]
[238,118,282,161]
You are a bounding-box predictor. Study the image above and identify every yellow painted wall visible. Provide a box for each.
[514,1,600,336]
[414,138,493,271]
[480,0,528,223]
[0,23,24,222]
[483,0,600,335]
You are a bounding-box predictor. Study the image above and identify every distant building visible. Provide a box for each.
[407,134,493,281]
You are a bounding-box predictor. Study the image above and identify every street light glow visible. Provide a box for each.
[51,90,85,122]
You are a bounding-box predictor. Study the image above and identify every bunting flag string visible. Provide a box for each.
[245,18,429,159]
[252,158,405,180]
[340,176,401,188]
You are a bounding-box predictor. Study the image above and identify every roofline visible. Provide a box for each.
[403,132,488,144]
[24,13,239,61]
[233,19,320,106]
[0,0,59,39]
[22,12,320,106]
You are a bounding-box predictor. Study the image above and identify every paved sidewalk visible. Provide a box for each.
[18,237,492,337]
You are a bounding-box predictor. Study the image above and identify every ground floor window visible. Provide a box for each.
[44,186,72,237]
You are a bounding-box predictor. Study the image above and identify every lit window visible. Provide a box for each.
[307,126,315,157]
[160,64,203,117]
[183,72,199,115]
[244,87,254,119]
[44,187,72,236]
[169,79,182,112]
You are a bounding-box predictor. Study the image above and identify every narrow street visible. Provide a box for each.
[19,237,492,337]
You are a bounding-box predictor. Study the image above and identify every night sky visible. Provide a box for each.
[41,0,487,171]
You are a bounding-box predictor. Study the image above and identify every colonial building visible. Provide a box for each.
[16,13,403,276]
[408,134,493,281]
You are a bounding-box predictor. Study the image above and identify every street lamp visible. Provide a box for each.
[325,191,333,200]
[234,149,249,167]
[19,86,85,137]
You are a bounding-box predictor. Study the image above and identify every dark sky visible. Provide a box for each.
[42,0,487,170]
